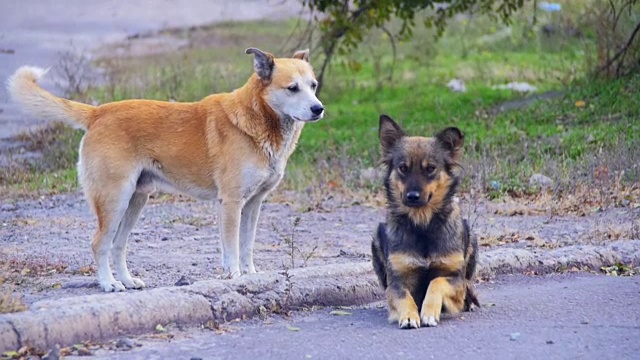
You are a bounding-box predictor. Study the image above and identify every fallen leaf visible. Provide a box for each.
[286,325,301,332]
[575,100,586,108]
[52,283,62,289]
[329,310,352,316]
[155,324,166,333]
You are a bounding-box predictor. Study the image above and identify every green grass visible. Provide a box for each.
[3,5,638,200]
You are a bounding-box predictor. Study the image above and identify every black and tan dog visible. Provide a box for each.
[371,114,479,329]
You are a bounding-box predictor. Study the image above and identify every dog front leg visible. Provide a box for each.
[239,193,266,274]
[218,199,243,278]
[386,286,421,329]
[420,276,465,327]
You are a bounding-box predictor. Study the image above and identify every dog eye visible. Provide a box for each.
[425,164,437,174]
[287,84,299,92]
[398,163,409,173]
[311,83,317,91]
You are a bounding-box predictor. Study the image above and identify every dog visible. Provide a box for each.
[7,48,324,292]
[371,114,479,329]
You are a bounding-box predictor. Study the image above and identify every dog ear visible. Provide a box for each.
[379,114,405,156]
[293,49,310,63]
[245,48,275,84]
[435,127,464,161]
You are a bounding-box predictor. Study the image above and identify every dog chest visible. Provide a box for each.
[241,164,284,199]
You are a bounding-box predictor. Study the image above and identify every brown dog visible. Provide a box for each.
[7,48,324,292]
[371,114,479,328]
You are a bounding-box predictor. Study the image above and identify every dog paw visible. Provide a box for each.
[399,316,421,329]
[421,315,439,327]
[241,266,257,275]
[218,270,242,280]
[119,277,146,289]
[101,280,126,292]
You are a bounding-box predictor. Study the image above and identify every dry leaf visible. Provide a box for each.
[286,325,301,332]
[329,310,352,316]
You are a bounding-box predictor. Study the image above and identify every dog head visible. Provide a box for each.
[245,48,324,122]
[378,114,464,224]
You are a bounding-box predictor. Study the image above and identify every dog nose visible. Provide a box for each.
[310,104,324,116]
[406,191,421,201]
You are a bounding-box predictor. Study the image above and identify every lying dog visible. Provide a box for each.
[371,114,479,329]
[7,48,324,292]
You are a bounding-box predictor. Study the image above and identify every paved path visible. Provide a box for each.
[84,273,640,360]
[0,0,303,138]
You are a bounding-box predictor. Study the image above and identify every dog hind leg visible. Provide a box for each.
[88,183,137,292]
[111,190,149,289]
[371,223,388,289]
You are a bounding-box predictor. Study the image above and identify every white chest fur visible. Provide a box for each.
[242,121,303,200]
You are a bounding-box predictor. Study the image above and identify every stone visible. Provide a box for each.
[1,203,17,211]
[175,275,195,286]
[446,79,467,93]
[529,173,553,189]
[116,337,136,350]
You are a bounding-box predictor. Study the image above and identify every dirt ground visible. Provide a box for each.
[1,191,638,305]
[1,0,639,313]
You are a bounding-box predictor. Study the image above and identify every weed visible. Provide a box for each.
[279,267,295,313]
[273,216,318,269]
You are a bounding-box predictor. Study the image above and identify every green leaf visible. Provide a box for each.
[2,351,19,359]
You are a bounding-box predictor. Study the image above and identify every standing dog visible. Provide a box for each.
[7,48,324,292]
[371,114,479,329]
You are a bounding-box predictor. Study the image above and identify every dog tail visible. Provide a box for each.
[7,66,96,130]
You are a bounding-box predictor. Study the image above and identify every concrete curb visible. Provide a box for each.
[477,239,640,277]
[2,240,639,352]
[0,263,379,352]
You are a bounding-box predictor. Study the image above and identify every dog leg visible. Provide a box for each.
[89,188,136,293]
[371,223,388,289]
[239,194,266,274]
[420,277,465,327]
[386,288,420,329]
[112,191,149,289]
[219,199,243,278]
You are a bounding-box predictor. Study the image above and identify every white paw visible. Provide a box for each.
[399,316,420,329]
[101,280,126,292]
[421,315,438,327]
[118,276,146,289]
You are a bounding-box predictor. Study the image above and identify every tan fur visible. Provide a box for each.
[386,137,457,225]
[421,276,466,327]
[7,48,324,292]
[373,115,479,329]
[386,288,421,329]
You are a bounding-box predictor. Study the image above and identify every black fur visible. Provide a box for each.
[372,114,480,327]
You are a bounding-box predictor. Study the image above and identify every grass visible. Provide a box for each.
[1,2,638,208]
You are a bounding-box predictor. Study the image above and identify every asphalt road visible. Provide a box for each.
[86,273,640,360]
